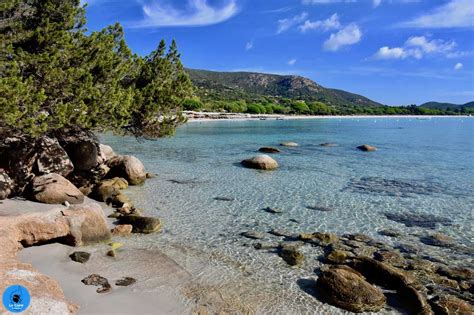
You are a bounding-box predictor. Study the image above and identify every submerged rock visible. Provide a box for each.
[213,197,235,201]
[241,155,278,170]
[115,277,137,287]
[357,144,377,152]
[325,250,349,264]
[254,242,278,250]
[241,230,265,240]
[280,247,304,266]
[319,143,338,147]
[437,266,474,282]
[268,229,294,238]
[32,173,84,204]
[384,211,453,229]
[430,294,474,315]
[263,207,283,214]
[118,216,162,234]
[316,266,386,313]
[81,274,111,293]
[258,147,281,153]
[280,142,299,147]
[420,233,455,248]
[306,205,333,212]
[378,228,402,237]
[69,251,91,263]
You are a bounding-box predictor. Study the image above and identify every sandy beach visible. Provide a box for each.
[185,111,472,122]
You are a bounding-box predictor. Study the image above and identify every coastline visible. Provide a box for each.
[185,111,472,122]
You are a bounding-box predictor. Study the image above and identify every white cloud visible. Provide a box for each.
[374,36,459,60]
[277,12,308,34]
[323,23,362,51]
[454,62,463,70]
[373,0,382,7]
[399,0,474,28]
[132,0,238,28]
[288,59,297,65]
[245,41,253,51]
[299,13,341,32]
[302,0,356,4]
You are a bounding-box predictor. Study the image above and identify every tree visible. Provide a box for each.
[0,0,193,138]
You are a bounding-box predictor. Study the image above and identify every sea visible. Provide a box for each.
[101,117,474,314]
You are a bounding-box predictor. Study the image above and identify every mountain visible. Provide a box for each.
[420,101,474,110]
[185,68,383,111]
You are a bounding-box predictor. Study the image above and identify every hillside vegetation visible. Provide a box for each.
[185,69,474,116]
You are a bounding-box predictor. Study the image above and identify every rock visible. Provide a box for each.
[268,229,294,238]
[437,266,474,282]
[280,142,298,147]
[420,233,455,248]
[254,242,278,250]
[69,251,91,263]
[258,147,281,153]
[111,224,133,236]
[57,130,99,171]
[378,228,401,237]
[145,172,156,179]
[115,277,137,287]
[106,249,116,257]
[312,232,339,245]
[213,197,235,201]
[357,144,377,152]
[100,177,129,190]
[32,173,84,205]
[92,183,119,203]
[263,207,283,214]
[385,211,453,229]
[118,216,162,234]
[106,155,146,185]
[344,233,373,243]
[0,169,13,200]
[81,274,111,293]
[241,231,265,240]
[280,247,304,266]
[319,143,337,147]
[374,249,407,268]
[306,205,333,212]
[430,294,474,315]
[316,266,386,313]
[98,144,116,163]
[241,155,278,170]
[326,250,349,264]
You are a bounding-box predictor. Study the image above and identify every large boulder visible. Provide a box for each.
[98,144,116,163]
[56,129,100,171]
[430,294,474,315]
[35,136,74,177]
[0,169,13,200]
[118,216,162,234]
[241,155,278,170]
[317,266,386,313]
[32,173,84,205]
[106,155,146,185]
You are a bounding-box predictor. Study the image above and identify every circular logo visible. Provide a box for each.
[2,285,30,313]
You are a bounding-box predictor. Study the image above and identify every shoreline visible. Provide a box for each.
[185,111,472,122]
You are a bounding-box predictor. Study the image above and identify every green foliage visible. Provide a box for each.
[0,0,193,138]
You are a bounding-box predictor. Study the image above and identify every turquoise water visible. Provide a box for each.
[102,117,474,313]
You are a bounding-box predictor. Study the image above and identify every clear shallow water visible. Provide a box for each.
[102,118,474,314]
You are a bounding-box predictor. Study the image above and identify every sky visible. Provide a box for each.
[84,0,474,106]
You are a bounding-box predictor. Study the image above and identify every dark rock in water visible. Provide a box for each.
[373,250,407,268]
[396,243,422,255]
[115,277,137,287]
[343,233,372,243]
[81,274,111,293]
[241,231,265,239]
[258,147,281,153]
[168,178,203,185]
[263,207,283,214]
[118,216,162,234]
[420,233,455,248]
[430,294,474,315]
[325,250,349,264]
[268,229,294,238]
[345,176,452,198]
[280,247,304,266]
[357,144,377,151]
[437,266,474,282]
[289,218,300,223]
[316,266,386,313]
[214,197,235,201]
[384,212,453,229]
[254,242,278,250]
[311,232,339,246]
[69,251,91,263]
[319,143,338,147]
[378,228,402,237]
[306,205,333,212]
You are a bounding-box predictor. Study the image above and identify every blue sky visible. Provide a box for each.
[84,0,474,106]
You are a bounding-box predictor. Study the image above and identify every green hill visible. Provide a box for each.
[185,68,382,114]
[420,101,474,111]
